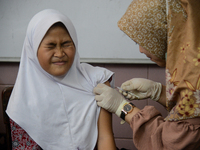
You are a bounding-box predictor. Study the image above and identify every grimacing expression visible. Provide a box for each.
[37,23,76,76]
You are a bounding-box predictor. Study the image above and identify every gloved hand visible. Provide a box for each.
[93,83,128,117]
[120,78,162,101]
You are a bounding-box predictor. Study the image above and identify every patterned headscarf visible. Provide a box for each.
[118,0,167,60]
[118,0,200,121]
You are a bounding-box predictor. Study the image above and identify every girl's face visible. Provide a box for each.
[139,46,166,67]
[37,24,75,76]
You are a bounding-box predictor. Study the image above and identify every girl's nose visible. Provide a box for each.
[54,47,65,57]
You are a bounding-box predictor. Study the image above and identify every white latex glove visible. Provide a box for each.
[121,78,162,101]
[93,83,128,117]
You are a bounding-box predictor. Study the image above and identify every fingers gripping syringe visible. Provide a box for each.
[116,87,139,99]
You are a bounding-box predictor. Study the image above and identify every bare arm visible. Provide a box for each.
[97,81,116,150]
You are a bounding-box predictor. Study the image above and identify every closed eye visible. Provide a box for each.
[46,43,56,49]
[62,41,73,47]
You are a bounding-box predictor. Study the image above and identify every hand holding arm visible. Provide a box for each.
[93,83,128,117]
[93,83,141,124]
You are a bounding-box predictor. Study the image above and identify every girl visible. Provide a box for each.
[6,9,116,150]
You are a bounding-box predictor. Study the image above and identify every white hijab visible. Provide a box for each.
[6,9,114,150]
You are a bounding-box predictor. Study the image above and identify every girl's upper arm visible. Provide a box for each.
[97,81,116,150]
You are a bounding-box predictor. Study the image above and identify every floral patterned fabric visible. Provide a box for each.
[165,0,200,121]
[131,106,200,149]
[117,0,200,149]
[10,119,41,150]
[10,119,99,150]
[118,0,200,121]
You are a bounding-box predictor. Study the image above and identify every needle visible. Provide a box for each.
[116,87,139,99]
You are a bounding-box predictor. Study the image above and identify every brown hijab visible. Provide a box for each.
[118,0,167,60]
[118,0,200,121]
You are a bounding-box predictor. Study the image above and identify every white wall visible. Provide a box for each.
[0,0,152,63]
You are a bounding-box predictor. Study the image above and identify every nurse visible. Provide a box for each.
[93,0,200,149]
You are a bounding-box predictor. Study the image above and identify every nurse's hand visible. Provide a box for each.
[93,83,128,117]
[121,78,162,101]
